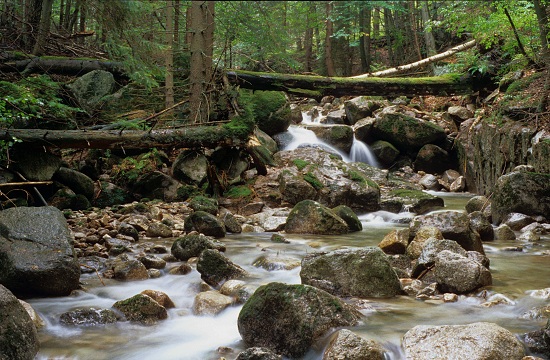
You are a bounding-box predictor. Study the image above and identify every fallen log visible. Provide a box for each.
[0,57,127,79]
[0,125,246,150]
[226,70,473,98]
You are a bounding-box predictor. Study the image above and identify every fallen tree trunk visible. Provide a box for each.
[0,125,247,150]
[352,39,477,78]
[226,71,473,98]
[0,57,127,79]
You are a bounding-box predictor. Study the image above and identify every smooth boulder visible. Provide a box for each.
[0,285,39,360]
[238,282,361,358]
[434,250,492,294]
[402,322,525,359]
[171,233,226,261]
[323,329,385,360]
[0,206,80,297]
[197,249,248,287]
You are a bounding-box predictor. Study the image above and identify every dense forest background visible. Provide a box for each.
[0,0,549,130]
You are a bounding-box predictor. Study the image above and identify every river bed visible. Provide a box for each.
[30,193,550,360]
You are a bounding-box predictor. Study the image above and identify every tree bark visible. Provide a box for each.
[165,0,175,109]
[32,0,54,56]
[324,1,336,77]
[359,6,372,73]
[226,70,473,98]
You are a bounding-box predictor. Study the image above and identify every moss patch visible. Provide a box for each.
[303,172,323,190]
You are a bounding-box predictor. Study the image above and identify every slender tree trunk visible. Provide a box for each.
[325,1,336,77]
[359,6,372,73]
[421,1,436,56]
[165,0,175,109]
[78,1,86,44]
[533,0,550,112]
[67,0,81,34]
[32,0,54,55]
[384,8,395,66]
[409,1,423,61]
[189,0,214,124]
[185,5,192,48]
[174,0,181,50]
[59,0,65,29]
[373,7,380,40]
[304,5,313,72]
[25,0,42,51]
[63,0,72,31]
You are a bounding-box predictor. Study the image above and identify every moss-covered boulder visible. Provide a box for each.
[112,294,168,325]
[93,181,133,207]
[370,140,400,167]
[332,205,362,232]
[237,282,362,358]
[189,195,219,215]
[197,249,248,287]
[53,167,95,200]
[171,233,226,261]
[241,90,291,136]
[133,171,181,202]
[184,211,226,238]
[211,147,251,185]
[11,148,61,181]
[372,108,446,153]
[300,247,402,298]
[0,285,39,360]
[491,171,550,224]
[68,70,115,114]
[285,200,349,235]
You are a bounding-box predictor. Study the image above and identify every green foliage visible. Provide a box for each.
[292,159,310,171]
[176,185,201,201]
[304,172,324,190]
[224,185,253,199]
[111,149,162,186]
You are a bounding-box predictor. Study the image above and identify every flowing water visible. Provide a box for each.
[30,192,550,360]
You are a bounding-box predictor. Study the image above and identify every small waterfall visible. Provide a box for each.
[350,136,380,167]
[301,111,322,124]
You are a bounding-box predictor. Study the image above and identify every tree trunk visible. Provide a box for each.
[359,6,372,73]
[384,8,395,66]
[32,0,54,56]
[421,0,436,74]
[304,4,314,72]
[324,1,336,77]
[226,70,474,98]
[24,0,42,51]
[174,0,181,49]
[533,0,550,112]
[165,0,175,109]
[409,1,422,61]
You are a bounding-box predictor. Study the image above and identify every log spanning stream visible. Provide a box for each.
[29,194,550,360]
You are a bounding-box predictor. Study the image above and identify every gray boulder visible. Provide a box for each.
[171,233,226,261]
[492,171,550,224]
[323,329,385,360]
[409,211,485,254]
[113,258,149,281]
[465,195,490,214]
[171,150,208,185]
[384,189,444,215]
[469,211,494,241]
[197,249,247,287]
[494,224,517,240]
[237,282,362,358]
[59,308,118,326]
[447,105,473,123]
[285,200,349,235]
[93,181,133,207]
[503,212,536,231]
[211,147,251,185]
[236,347,282,360]
[133,171,181,202]
[185,211,226,238]
[353,117,376,143]
[344,97,382,125]
[53,167,95,200]
[0,285,39,360]
[0,206,80,297]
[413,144,450,174]
[402,322,525,360]
[434,250,492,293]
[300,247,402,298]
[12,148,61,181]
[306,124,354,153]
[419,173,441,191]
[68,70,115,114]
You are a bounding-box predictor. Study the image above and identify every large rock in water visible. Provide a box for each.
[285,200,349,235]
[0,285,39,360]
[185,211,226,238]
[433,250,492,293]
[402,322,525,359]
[409,211,484,255]
[323,329,386,360]
[171,233,226,261]
[300,247,402,298]
[413,144,450,174]
[237,282,362,358]
[371,107,446,152]
[0,206,80,297]
[197,249,248,287]
[491,171,550,224]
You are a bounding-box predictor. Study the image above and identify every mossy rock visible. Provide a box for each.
[189,195,218,215]
[386,189,444,215]
[171,233,226,261]
[240,90,291,136]
[332,205,362,232]
[285,200,349,235]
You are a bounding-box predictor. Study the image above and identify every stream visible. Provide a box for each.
[30,192,550,360]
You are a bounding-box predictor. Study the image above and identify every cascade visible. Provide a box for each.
[349,136,379,167]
